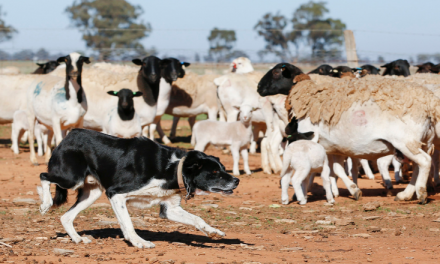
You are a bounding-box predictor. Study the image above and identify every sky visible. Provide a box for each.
[0,0,438,62]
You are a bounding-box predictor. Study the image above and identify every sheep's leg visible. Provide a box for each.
[377,155,394,192]
[231,144,240,176]
[148,123,157,141]
[321,157,335,204]
[36,128,44,157]
[281,167,293,205]
[240,148,251,175]
[154,117,171,144]
[142,126,149,138]
[392,156,403,183]
[328,155,339,197]
[332,155,362,200]
[27,114,38,165]
[188,116,196,131]
[11,123,22,155]
[170,117,179,139]
[260,137,272,174]
[350,158,360,185]
[360,159,375,180]
[301,174,310,197]
[346,157,353,177]
[394,144,431,204]
[292,167,310,205]
[269,130,284,173]
[207,107,218,121]
[431,149,440,186]
[250,127,259,154]
[307,173,316,192]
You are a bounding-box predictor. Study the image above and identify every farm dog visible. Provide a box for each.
[37,129,239,248]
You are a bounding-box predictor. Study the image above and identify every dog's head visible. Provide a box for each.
[182,150,239,198]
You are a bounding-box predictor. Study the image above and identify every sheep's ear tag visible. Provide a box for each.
[180,62,185,65]
[287,135,292,138]
[133,92,136,95]
[281,65,286,71]
[113,91,118,95]
[334,69,338,73]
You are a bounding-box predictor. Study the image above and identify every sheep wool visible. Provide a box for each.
[172,71,219,99]
[287,75,440,127]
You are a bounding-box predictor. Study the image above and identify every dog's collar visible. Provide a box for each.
[177,156,187,190]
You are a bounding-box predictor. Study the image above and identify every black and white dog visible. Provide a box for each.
[37,129,239,249]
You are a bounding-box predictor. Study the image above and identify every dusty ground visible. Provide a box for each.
[1,121,440,264]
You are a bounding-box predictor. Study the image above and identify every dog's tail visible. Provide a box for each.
[38,172,69,215]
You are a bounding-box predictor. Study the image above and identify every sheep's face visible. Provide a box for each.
[57,52,90,81]
[231,57,253,73]
[310,64,333,75]
[234,105,258,124]
[415,62,438,74]
[132,56,162,83]
[257,63,303,96]
[107,89,142,119]
[329,66,353,78]
[160,58,190,83]
[36,61,60,74]
[360,65,381,75]
[381,59,410,77]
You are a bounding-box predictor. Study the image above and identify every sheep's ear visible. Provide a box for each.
[133,91,143,97]
[81,56,91,64]
[380,63,389,68]
[233,106,240,110]
[132,59,142,66]
[107,91,118,96]
[57,56,67,63]
[181,62,190,67]
[36,63,44,67]
[251,107,260,112]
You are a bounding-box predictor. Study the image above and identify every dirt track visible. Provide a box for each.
[1,121,440,264]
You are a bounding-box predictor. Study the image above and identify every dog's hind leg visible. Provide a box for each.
[109,194,155,249]
[61,181,102,244]
[160,195,225,239]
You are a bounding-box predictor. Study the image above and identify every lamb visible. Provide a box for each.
[191,104,257,176]
[230,57,254,73]
[259,63,440,204]
[280,139,334,205]
[32,61,60,74]
[102,89,143,138]
[25,52,90,165]
[11,110,51,156]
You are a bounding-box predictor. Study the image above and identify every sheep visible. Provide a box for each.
[32,61,60,74]
[11,110,51,156]
[142,58,190,144]
[102,89,143,138]
[259,63,440,204]
[381,59,410,76]
[308,64,333,75]
[280,139,334,205]
[25,52,90,165]
[78,57,163,133]
[230,57,254,73]
[191,104,257,176]
[159,71,221,142]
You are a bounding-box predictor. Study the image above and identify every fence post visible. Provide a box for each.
[344,30,359,68]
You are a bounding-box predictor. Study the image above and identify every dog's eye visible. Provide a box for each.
[213,171,218,174]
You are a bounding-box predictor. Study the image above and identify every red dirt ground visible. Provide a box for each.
[1,120,440,264]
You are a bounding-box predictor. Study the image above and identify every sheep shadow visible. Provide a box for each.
[58,228,247,248]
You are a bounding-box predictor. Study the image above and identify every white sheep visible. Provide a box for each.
[230,57,254,73]
[11,110,51,156]
[191,104,257,176]
[280,140,334,205]
[102,89,143,138]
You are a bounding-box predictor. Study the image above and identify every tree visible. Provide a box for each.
[254,12,301,61]
[0,6,17,43]
[377,55,385,63]
[0,50,10,60]
[13,49,34,60]
[65,0,151,60]
[292,1,346,60]
[207,28,237,62]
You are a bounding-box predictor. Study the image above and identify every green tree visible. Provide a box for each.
[0,6,17,43]
[65,0,151,60]
[292,1,346,60]
[207,28,236,62]
[254,12,301,61]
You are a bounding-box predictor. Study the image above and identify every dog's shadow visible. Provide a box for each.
[64,228,248,248]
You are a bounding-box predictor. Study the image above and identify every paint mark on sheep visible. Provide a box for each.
[352,110,367,126]
[54,87,67,103]
[33,82,43,97]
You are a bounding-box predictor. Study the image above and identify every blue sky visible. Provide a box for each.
[0,0,438,62]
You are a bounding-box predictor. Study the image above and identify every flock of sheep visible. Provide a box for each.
[1,54,440,205]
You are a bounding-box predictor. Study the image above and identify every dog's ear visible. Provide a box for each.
[181,151,205,199]
[208,155,225,170]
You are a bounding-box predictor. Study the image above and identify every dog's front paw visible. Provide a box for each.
[129,237,155,249]
[208,229,225,239]
[81,236,92,244]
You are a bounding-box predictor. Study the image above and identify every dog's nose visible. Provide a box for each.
[233,178,240,186]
